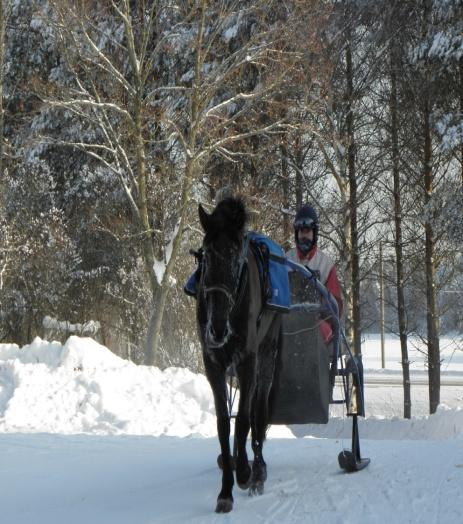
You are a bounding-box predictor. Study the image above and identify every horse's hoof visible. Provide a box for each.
[215,497,233,513]
[236,464,252,490]
[249,481,264,496]
[237,477,252,490]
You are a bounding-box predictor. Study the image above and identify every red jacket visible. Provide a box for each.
[290,246,343,344]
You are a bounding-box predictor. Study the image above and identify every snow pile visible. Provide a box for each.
[0,337,216,436]
[290,404,463,441]
[1,335,462,440]
[0,336,123,369]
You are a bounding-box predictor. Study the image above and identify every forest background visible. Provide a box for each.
[0,0,461,417]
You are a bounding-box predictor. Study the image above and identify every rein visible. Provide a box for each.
[230,235,249,315]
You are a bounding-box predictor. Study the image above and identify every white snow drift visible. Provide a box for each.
[0,336,216,436]
[0,335,462,440]
[1,335,463,524]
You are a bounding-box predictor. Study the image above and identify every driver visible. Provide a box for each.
[286,204,343,346]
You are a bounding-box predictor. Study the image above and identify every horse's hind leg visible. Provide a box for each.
[204,359,234,513]
[249,385,269,496]
[249,331,279,496]
[234,357,255,489]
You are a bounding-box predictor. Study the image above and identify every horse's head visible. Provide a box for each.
[198,198,248,349]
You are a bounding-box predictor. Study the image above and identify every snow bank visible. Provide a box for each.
[289,404,463,441]
[0,337,216,436]
[0,336,124,369]
[0,336,462,440]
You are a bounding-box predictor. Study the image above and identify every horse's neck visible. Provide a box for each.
[246,247,264,315]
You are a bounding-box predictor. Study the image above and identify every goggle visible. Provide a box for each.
[294,217,316,229]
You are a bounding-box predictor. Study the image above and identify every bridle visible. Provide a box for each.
[200,234,250,317]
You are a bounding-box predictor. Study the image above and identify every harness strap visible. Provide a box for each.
[230,259,248,317]
[248,240,269,328]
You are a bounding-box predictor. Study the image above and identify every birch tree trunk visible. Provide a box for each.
[345,40,361,356]
[460,56,463,186]
[423,100,441,414]
[420,0,440,414]
[146,157,197,365]
[0,0,4,182]
[280,142,292,251]
[294,135,303,210]
[390,41,411,419]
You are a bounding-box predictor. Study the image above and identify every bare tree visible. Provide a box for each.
[388,2,411,419]
[44,0,300,364]
[284,0,389,355]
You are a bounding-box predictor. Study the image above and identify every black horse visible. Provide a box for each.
[196,198,282,513]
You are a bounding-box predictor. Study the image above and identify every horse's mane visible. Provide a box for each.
[209,197,248,237]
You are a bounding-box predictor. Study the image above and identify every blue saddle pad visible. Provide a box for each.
[248,232,290,312]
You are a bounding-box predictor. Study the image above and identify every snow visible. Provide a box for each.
[0,334,462,523]
[154,222,180,286]
[43,315,101,336]
[224,24,239,42]
[0,336,216,436]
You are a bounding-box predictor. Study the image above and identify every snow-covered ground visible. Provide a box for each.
[0,334,462,523]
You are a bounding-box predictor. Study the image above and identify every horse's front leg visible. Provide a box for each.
[204,359,234,513]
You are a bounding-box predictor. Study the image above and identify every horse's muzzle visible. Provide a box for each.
[206,321,232,349]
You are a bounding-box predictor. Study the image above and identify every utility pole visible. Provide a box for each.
[379,242,385,369]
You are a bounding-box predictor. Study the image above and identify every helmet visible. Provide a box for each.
[293,204,319,255]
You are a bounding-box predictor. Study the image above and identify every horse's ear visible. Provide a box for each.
[198,204,210,232]
[233,199,247,233]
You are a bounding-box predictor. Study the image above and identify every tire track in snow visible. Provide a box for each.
[257,441,347,524]
[430,453,463,524]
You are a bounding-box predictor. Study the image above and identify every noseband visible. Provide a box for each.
[202,285,234,305]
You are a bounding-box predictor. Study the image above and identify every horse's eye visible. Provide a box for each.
[203,248,212,263]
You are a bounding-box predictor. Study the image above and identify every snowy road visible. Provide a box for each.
[1,433,462,524]
[365,378,463,386]
[0,335,462,523]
